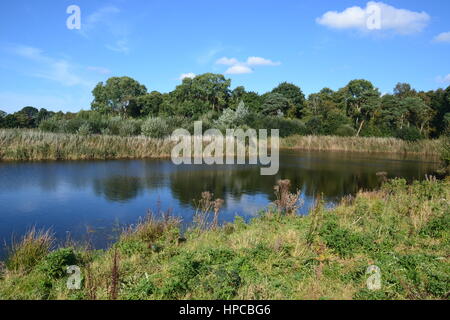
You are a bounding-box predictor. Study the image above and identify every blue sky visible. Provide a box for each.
[1,0,450,113]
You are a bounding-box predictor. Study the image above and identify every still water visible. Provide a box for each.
[0,150,439,256]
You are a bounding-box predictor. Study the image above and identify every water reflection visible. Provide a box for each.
[0,150,439,256]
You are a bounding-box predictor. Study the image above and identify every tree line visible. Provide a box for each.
[1,73,449,140]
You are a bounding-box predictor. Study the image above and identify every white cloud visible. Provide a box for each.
[316,1,430,35]
[81,6,121,36]
[225,65,253,75]
[79,6,131,54]
[9,45,93,87]
[216,57,239,66]
[179,72,196,80]
[246,56,281,66]
[434,32,450,43]
[216,56,280,75]
[437,74,450,84]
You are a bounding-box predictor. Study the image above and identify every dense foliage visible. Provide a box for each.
[1,75,449,139]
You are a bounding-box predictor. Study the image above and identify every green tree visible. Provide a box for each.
[172,73,231,114]
[36,108,53,124]
[2,114,20,128]
[428,86,450,137]
[271,82,306,118]
[343,80,381,136]
[0,110,6,128]
[91,77,147,114]
[305,88,339,118]
[260,93,290,116]
[379,94,406,131]
[402,97,433,135]
[134,91,164,117]
[231,86,246,106]
[393,82,417,99]
[13,106,39,127]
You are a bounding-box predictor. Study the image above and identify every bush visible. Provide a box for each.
[38,119,59,133]
[141,117,170,138]
[335,125,356,137]
[38,248,78,279]
[395,127,423,142]
[216,101,250,129]
[249,115,306,137]
[319,220,374,258]
[360,123,385,137]
[77,123,92,136]
[305,117,324,135]
[118,120,142,137]
[420,214,450,238]
[439,136,450,175]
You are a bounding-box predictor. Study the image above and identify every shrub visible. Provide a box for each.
[118,120,142,137]
[141,117,170,138]
[216,101,250,128]
[395,127,423,141]
[38,248,78,279]
[38,119,59,133]
[100,128,112,135]
[319,220,373,258]
[360,123,385,137]
[250,115,306,137]
[419,214,450,238]
[335,125,356,137]
[322,112,352,135]
[305,116,324,135]
[104,117,122,135]
[77,123,92,136]
[439,136,450,175]
[122,278,156,300]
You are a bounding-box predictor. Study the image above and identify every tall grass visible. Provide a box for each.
[0,129,175,161]
[0,129,441,162]
[5,228,54,273]
[281,135,440,156]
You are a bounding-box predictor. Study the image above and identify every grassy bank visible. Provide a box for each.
[0,178,448,300]
[0,129,441,162]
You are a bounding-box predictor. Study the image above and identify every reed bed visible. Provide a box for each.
[281,135,441,156]
[0,129,175,161]
[0,129,441,162]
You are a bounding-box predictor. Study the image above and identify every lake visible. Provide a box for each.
[0,150,439,258]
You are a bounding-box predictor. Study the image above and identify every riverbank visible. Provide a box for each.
[0,178,448,300]
[0,129,442,162]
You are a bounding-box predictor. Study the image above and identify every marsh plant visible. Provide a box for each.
[5,228,54,273]
[193,192,225,230]
[273,179,302,215]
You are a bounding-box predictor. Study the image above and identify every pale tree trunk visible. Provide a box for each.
[356,120,365,137]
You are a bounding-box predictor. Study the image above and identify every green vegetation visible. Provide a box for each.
[0,75,448,162]
[1,75,449,140]
[1,178,448,300]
